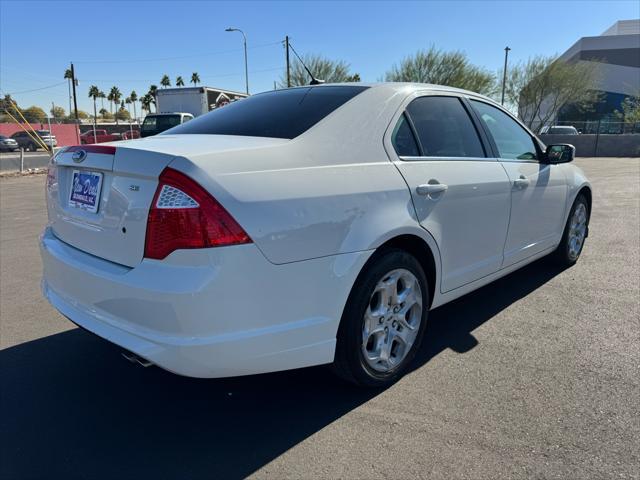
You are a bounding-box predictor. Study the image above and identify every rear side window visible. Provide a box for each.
[391,114,420,157]
[470,100,538,160]
[163,86,369,139]
[406,96,485,158]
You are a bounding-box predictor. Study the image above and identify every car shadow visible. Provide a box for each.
[0,257,567,479]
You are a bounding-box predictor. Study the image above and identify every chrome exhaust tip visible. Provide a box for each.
[121,350,153,368]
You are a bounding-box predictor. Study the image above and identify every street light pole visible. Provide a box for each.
[225,27,249,95]
[501,46,511,106]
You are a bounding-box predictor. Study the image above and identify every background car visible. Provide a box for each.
[0,135,19,152]
[540,125,580,135]
[80,129,121,144]
[11,130,57,151]
[40,84,591,387]
[140,112,193,137]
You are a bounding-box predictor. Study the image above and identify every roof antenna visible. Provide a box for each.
[287,41,324,85]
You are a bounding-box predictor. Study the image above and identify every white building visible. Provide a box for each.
[522,19,640,129]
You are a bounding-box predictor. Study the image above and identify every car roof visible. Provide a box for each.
[281,82,497,104]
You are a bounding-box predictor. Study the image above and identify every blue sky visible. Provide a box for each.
[1,0,637,114]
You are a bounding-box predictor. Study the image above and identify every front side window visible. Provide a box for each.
[405,96,485,158]
[391,114,420,157]
[470,100,538,160]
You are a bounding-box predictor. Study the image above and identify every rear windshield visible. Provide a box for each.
[162,85,369,139]
[142,115,182,133]
[36,130,51,136]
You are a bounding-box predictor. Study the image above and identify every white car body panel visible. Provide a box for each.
[500,161,568,266]
[40,83,591,378]
[392,159,512,292]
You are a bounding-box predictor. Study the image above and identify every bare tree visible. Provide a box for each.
[385,47,495,95]
[505,55,601,130]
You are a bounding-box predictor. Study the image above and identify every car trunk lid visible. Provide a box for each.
[48,144,176,267]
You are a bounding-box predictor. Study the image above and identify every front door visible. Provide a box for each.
[389,95,512,292]
[469,100,568,267]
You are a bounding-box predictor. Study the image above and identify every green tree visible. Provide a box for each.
[76,110,89,119]
[64,68,73,114]
[109,86,122,124]
[385,47,495,95]
[50,106,66,119]
[98,90,106,110]
[147,85,158,112]
[21,106,47,122]
[191,72,200,86]
[615,93,640,123]
[160,75,171,88]
[99,108,112,120]
[125,97,132,118]
[141,94,153,115]
[279,54,358,87]
[505,55,601,130]
[116,102,130,121]
[129,90,138,121]
[88,85,100,123]
[176,76,185,87]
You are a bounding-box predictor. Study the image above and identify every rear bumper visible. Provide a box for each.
[40,227,371,378]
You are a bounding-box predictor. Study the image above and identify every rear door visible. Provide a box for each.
[388,94,512,292]
[469,100,568,267]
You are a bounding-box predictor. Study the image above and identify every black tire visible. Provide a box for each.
[552,194,589,266]
[28,142,37,152]
[333,248,429,387]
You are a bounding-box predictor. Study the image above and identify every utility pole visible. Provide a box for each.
[70,62,79,121]
[501,46,511,106]
[285,36,291,88]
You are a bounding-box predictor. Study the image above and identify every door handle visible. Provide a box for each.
[513,176,530,189]
[416,182,448,196]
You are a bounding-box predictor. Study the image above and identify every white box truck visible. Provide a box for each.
[155,87,248,117]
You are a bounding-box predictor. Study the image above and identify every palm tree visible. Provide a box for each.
[148,85,158,112]
[88,86,100,136]
[110,86,122,124]
[191,72,200,86]
[107,91,114,114]
[129,90,138,121]
[64,69,73,116]
[160,75,171,88]
[125,97,132,118]
[140,94,153,115]
[176,76,185,87]
[98,90,106,110]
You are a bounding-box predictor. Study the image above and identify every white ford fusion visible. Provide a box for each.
[40,83,591,387]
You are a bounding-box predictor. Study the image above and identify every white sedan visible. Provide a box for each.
[40,83,591,387]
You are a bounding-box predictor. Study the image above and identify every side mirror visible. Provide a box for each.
[545,144,575,164]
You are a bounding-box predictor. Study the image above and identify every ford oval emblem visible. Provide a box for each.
[72,149,87,163]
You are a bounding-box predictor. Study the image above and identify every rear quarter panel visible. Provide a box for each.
[170,86,427,265]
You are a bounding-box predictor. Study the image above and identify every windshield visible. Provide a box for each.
[162,86,369,139]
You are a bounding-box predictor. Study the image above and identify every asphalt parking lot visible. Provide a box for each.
[0,150,50,173]
[0,157,638,479]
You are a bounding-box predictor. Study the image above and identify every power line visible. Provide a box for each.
[1,81,67,95]
[76,67,284,84]
[73,41,281,65]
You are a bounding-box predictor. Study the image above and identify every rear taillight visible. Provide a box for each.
[144,167,251,260]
